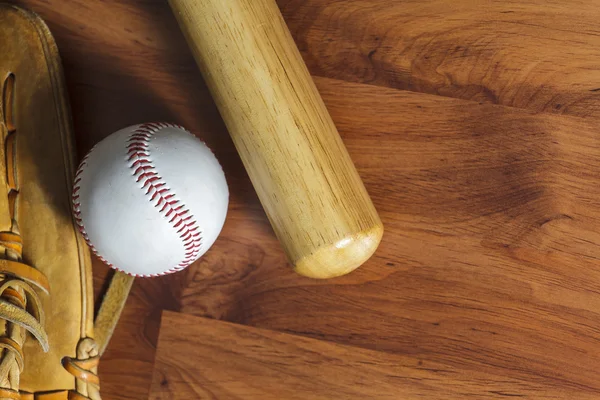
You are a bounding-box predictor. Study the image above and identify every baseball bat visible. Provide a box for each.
[168,0,383,279]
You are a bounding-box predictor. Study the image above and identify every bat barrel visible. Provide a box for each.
[169,0,383,278]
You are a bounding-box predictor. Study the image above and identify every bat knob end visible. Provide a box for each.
[293,223,384,279]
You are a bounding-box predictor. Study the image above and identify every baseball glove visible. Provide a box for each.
[0,5,132,399]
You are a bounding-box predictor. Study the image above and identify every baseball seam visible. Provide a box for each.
[72,122,203,278]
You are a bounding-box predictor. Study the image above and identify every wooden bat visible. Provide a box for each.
[168,0,383,279]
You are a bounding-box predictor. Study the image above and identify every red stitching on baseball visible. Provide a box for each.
[127,123,203,270]
[71,123,203,278]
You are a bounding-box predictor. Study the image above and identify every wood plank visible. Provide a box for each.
[181,77,600,396]
[151,311,583,399]
[279,0,600,117]
[22,0,600,120]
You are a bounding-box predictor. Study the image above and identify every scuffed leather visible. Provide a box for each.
[0,4,94,395]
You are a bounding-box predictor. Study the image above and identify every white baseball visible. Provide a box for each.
[72,123,229,277]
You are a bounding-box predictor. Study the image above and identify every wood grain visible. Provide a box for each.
[5,0,600,398]
[151,311,586,399]
[181,78,600,397]
[279,0,600,118]
[169,0,382,279]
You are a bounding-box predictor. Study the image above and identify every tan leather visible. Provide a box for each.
[0,4,96,397]
[94,272,134,355]
[0,259,50,294]
[0,389,18,399]
[0,5,136,398]
[22,392,70,400]
[62,357,100,386]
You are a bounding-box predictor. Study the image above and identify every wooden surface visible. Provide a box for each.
[7,0,600,398]
[169,0,382,279]
[281,0,600,118]
[151,311,584,399]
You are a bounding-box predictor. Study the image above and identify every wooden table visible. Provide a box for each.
[13,0,600,398]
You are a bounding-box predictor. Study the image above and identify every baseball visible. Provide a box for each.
[72,123,229,277]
